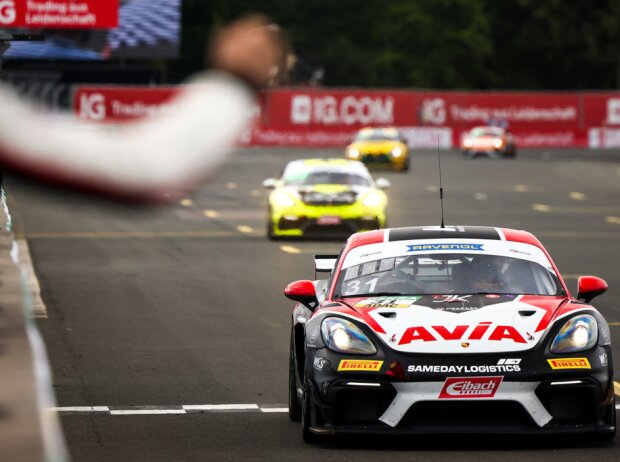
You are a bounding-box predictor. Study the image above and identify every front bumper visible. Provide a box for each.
[270,204,386,238]
[462,147,508,158]
[304,347,615,436]
[353,153,407,170]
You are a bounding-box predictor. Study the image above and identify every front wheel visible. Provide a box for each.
[267,208,279,240]
[301,384,320,443]
[288,334,301,422]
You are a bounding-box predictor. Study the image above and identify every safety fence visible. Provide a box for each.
[72,85,620,149]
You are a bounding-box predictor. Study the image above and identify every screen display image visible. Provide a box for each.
[2,0,180,60]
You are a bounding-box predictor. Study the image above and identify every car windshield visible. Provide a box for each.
[334,252,563,298]
[355,129,401,141]
[470,127,504,138]
[283,169,371,187]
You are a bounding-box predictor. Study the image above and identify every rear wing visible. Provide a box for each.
[313,254,338,280]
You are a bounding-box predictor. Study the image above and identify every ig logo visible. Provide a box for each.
[291,95,311,124]
[0,0,16,25]
[79,93,106,121]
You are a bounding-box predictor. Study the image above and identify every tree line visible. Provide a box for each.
[175,0,620,90]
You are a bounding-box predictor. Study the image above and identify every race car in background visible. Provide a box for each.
[284,225,614,442]
[461,126,517,159]
[345,127,410,172]
[263,159,390,240]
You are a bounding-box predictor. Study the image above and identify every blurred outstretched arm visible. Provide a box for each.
[0,15,284,202]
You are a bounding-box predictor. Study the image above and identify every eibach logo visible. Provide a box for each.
[0,0,16,25]
[79,93,107,121]
[438,376,503,399]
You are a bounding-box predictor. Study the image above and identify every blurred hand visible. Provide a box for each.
[209,15,286,89]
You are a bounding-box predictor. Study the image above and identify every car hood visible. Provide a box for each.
[350,140,404,153]
[290,184,367,194]
[327,294,568,353]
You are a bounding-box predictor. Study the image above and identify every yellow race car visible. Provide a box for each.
[345,127,410,172]
[263,159,390,240]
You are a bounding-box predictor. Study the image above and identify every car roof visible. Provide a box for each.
[330,225,569,300]
[346,226,542,250]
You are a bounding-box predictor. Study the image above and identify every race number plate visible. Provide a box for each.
[317,216,342,225]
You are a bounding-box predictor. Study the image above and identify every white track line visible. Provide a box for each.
[183,404,259,411]
[110,410,186,416]
[48,403,620,415]
[49,404,287,415]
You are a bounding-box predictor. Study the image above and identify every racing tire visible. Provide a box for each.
[301,385,321,444]
[267,209,279,240]
[288,334,302,422]
[401,158,410,172]
[593,399,616,442]
[267,222,276,240]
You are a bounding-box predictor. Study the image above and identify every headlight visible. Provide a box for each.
[550,315,598,353]
[361,192,382,208]
[347,147,360,159]
[321,317,376,354]
[391,147,403,158]
[463,138,473,148]
[493,138,504,149]
[272,191,296,208]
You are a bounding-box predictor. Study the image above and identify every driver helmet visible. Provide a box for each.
[470,258,505,292]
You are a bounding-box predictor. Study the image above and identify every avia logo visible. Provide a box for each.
[439,376,503,399]
[79,93,106,121]
[398,322,527,345]
[0,0,16,25]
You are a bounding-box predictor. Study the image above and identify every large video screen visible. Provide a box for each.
[2,0,180,60]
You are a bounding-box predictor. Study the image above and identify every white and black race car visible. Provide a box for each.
[284,226,615,442]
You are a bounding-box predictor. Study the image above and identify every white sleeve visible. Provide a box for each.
[0,71,255,201]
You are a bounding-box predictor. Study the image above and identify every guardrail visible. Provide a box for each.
[0,187,68,461]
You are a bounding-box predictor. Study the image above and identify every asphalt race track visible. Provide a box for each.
[5,147,620,461]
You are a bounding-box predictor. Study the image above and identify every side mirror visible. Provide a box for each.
[263,178,277,189]
[577,276,608,303]
[375,178,391,190]
[284,280,319,311]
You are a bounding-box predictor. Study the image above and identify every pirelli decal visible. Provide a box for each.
[547,358,591,370]
[338,359,384,372]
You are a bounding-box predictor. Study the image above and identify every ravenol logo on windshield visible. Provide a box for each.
[407,243,484,252]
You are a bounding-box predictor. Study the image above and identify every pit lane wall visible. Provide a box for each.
[73,86,620,149]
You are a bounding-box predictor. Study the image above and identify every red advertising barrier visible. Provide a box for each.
[0,0,119,29]
[74,87,179,122]
[582,93,620,148]
[73,85,620,148]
